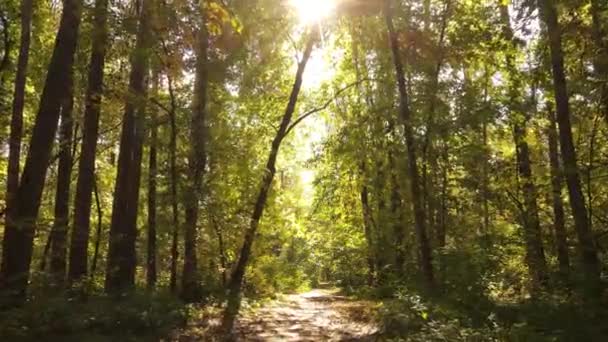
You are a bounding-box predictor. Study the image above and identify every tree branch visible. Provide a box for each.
[282,78,373,138]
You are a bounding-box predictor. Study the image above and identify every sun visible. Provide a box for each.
[290,0,337,24]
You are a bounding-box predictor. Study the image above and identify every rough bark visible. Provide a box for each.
[384,0,434,289]
[500,2,548,288]
[69,0,109,284]
[182,1,209,301]
[547,108,570,278]
[0,0,82,303]
[3,0,33,279]
[221,28,317,334]
[105,0,153,294]
[49,70,75,286]
[538,0,601,289]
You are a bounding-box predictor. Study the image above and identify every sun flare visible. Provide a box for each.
[290,0,336,24]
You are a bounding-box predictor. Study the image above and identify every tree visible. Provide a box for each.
[69,0,109,284]
[499,2,548,288]
[105,0,153,294]
[182,0,209,301]
[3,0,33,279]
[0,0,83,303]
[384,0,434,290]
[221,27,318,333]
[537,0,600,290]
[49,68,74,285]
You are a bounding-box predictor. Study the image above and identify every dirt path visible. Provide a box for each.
[233,289,380,341]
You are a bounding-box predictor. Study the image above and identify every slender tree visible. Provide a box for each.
[182,0,209,301]
[538,0,601,290]
[547,107,570,278]
[221,27,318,333]
[3,0,33,277]
[499,2,548,288]
[0,0,83,302]
[49,69,75,285]
[147,73,159,289]
[384,0,434,289]
[105,0,153,294]
[69,0,109,284]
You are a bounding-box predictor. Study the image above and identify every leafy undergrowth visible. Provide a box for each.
[0,291,191,341]
[370,286,608,341]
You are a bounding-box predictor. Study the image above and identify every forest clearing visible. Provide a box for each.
[0,0,608,340]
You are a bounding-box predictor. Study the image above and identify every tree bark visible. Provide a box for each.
[500,2,548,289]
[49,69,75,286]
[105,0,153,294]
[182,0,209,302]
[168,75,180,293]
[221,28,317,334]
[0,0,82,303]
[3,0,33,281]
[147,74,159,289]
[538,0,601,290]
[547,107,570,278]
[69,0,109,284]
[384,0,434,290]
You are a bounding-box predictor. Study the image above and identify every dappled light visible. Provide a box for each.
[1,0,608,341]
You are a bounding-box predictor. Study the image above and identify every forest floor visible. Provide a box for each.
[174,289,381,341]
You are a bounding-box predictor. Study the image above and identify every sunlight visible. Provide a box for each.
[290,0,336,24]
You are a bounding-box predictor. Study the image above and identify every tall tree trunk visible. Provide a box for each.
[500,2,548,289]
[3,0,33,279]
[360,183,376,286]
[49,70,75,286]
[147,74,159,289]
[547,107,570,278]
[0,0,82,304]
[182,1,209,302]
[388,150,405,274]
[168,76,180,293]
[105,0,153,294]
[221,28,317,334]
[384,0,434,290]
[538,0,601,290]
[590,0,608,123]
[69,0,109,284]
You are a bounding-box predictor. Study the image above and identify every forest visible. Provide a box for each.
[0,0,607,340]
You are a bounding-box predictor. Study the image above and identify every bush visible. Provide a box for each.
[0,291,190,341]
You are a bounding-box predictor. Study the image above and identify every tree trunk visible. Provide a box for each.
[168,77,180,293]
[384,0,434,290]
[359,168,376,286]
[547,107,570,278]
[105,0,152,294]
[590,0,608,123]
[538,0,601,290]
[147,74,159,289]
[181,1,209,302]
[500,2,548,289]
[49,69,75,286]
[388,150,405,274]
[90,176,103,275]
[0,0,82,304]
[68,0,109,284]
[221,28,317,334]
[2,0,33,282]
